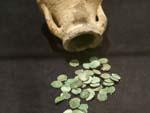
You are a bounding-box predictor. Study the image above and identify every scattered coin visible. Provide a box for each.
[84,76,92,84]
[92,69,101,75]
[55,96,65,104]
[84,70,94,76]
[86,88,95,101]
[72,109,84,113]
[70,79,83,89]
[71,88,82,95]
[69,98,81,109]
[57,74,68,82]
[78,72,89,82]
[79,104,88,113]
[111,73,121,82]
[61,92,71,99]
[69,59,80,67]
[100,73,111,79]
[103,81,114,86]
[106,86,116,94]
[101,64,111,71]
[80,89,90,99]
[75,69,84,75]
[91,76,101,84]
[104,79,114,83]
[97,90,108,102]
[63,109,73,113]
[83,63,90,69]
[99,58,109,64]
[51,81,63,88]
[90,83,101,87]
[89,60,100,69]
[61,85,71,92]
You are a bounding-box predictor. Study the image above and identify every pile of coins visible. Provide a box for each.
[50,57,121,113]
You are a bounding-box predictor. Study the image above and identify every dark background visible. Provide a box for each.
[0,0,150,113]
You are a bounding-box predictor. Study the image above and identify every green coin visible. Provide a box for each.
[91,76,101,84]
[57,74,68,82]
[100,88,108,93]
[63,109,73,113]
[75,69,84,75]
[79,104,88,113]
[110,73,121,82]
[83,63,90,69]
[97,91,108,102]
[70,79,83,89]
[103,81,114,86]
[89,60,100,69]
[71,88,82,95]
[84,76,92,84]
[61,92,71,99]
[89,56,99,62]
[86,88,95,101]
[93,86,103,92]
[100,73,111,79]
[101,64,111,71]
[106,86,116,94]
[112,73,121,79]
[51,80,63,88]
[72,109,84,113]
[55,96,65,104]
[84,70,94,76]
[78,72,89,82]
[69,98,81,109]
[65,79,75,85]
[104,79,114,83]
[61,85,71,92]
[110,77,119,82]
[69,59,80,67]
[80,89,90,99]
[82,84,87,88]
[90,83,101,87]
[99,58,108,64]
[93,69,101,75]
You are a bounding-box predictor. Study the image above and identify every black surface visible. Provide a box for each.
[0,0,150,113]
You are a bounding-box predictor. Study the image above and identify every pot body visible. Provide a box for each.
[37,0,107,52]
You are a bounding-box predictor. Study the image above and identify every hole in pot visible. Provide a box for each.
[69,34,96,50]
[95,15,99,22]
[51,13,61,28]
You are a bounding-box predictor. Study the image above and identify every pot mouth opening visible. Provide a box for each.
[63,32,102,52]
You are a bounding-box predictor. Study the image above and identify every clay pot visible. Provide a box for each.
[37,0,107,52]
